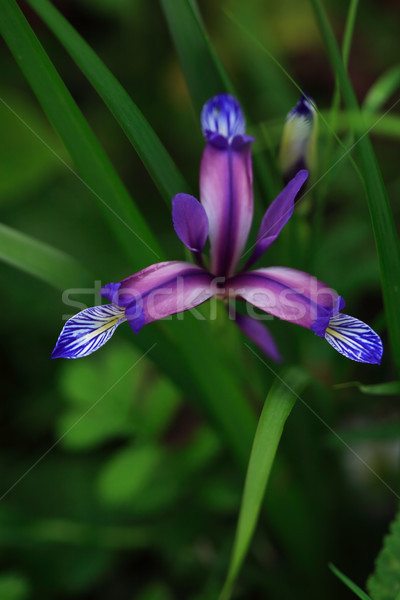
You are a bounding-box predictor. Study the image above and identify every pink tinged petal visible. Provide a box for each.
[324,313,383,364]
[103,261,216,333]
[228,267,340,329]
[234,312,282,362]
[246,170,309,269]
[51,304,125,359]
[200,141,253,277]
[172,193,209,252]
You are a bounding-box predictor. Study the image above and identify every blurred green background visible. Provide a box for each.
[1,0,400,598]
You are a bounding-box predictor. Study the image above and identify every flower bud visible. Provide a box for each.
[279,95,317,185]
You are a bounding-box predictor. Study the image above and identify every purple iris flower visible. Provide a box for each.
[52,94,383,365]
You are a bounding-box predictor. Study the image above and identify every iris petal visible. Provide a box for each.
[103,261,216,330]
[245,170,308,268]
[229,267,340,329]
[234,311,282,362]
[324,313,383,364]
[201,94,246,144]
[51,304,125,359]
[172,193,209,252]
[200,138,253,277]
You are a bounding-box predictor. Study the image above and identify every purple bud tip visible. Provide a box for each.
[289,95,315,120]
[201,94,246,144]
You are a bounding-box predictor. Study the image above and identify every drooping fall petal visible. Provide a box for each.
[322,313,383,364]
[234,311,282,362]
[51,304,126,359]
[228,267,342,329]
[101,261,216,333]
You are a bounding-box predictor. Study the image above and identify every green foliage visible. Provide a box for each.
[220,367,310,599]
[27,0,188,205]
[0,0,398,598]
[310,0,400,377]
[0,93,66,206]
[160,0,234,115]
[98,444,164,506]
[0,574,30,600]
[367,506,400,600]
[0,0,164,265]
[335,381,400,396]
[330,564,372,600]
[0,222,90,289]
[363,65,400,113]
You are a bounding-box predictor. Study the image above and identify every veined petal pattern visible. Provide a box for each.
[324,313,383,364]
[51,304,125,359]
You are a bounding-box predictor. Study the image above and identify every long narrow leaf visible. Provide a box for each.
[0,0,163,266]
[310,0,400,377]
[326,110,400,140]
[0,0,258,469]
[330,565,373,600]
[0,223,91,289]
[219,367,310,600]
[160,0,233,116]
[310,0,359,271]
[363,65,400,113]
[159,0,278,213]
[27,0,187,205]
[334,380,400,396]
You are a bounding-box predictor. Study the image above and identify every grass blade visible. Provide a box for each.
[334,380,400,396]
[0,0,163,266]
[224,7,362,183]
[159,0,279,210]
[363,65,400,113]
[330,564,372,600]
[0,223,91,289]
[160,0,234,116]
[0,0,260,471]
[219,367,310,600]
[310,0,400,377]
[26,0,187,205]
[311,0,359,269]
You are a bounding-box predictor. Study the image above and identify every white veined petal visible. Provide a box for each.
[51,304,126,359]
[324,313,383,364]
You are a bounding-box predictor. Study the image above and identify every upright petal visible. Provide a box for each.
[323,313,383,364]
[51,304,125,359]
[200,94,254,277]
[201,93,246,145]
[279,95,317,184]
[228,267,341,329]
[172,193,209,253]
[200,97,254,277]
[101,261,216,333]
[245,170,308,269]
[234,311,282,362]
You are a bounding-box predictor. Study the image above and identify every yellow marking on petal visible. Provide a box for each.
[325,326,347,341]
[83,312,125,342]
